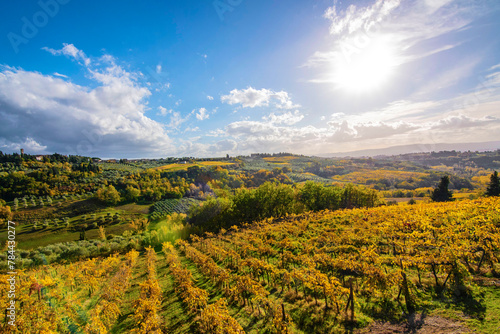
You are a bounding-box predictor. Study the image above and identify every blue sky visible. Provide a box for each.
[0,0,499,158]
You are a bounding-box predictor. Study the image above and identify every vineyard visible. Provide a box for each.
[331,169,428,186]
[149,198,200,221]
[288,173,332,184]
[1,197,500,333]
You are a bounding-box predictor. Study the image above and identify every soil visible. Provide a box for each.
[358,314,472,334]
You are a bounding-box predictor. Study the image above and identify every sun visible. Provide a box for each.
[332,39,398,93]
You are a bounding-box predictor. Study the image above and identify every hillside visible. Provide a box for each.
[2,198,499,333]
[1,151,499,254]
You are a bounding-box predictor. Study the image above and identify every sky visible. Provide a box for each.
[0,0,499,159]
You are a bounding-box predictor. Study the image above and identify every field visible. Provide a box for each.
[263,156,299,164]
[331,169,428,185]
[3,197,500,333]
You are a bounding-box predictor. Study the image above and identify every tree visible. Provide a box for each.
[431,176,453,202]
[187,197,232,230]
[0,205,13,224]
[96,185,121,205]
[125,185,141,202]
[299,181,342,211]
[99,226,106,240]
[486,171,500,197]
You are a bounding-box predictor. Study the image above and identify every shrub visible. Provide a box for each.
[59,246,89,261]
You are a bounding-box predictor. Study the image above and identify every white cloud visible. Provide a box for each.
[360,100,443,122]
[207,95,214,100]
[0,46,174,158]
[53,72,68,79]
[219,85,500,155]
[169,94,500,156]
[165,111,189,129]
[430,114,500,130]
[157,106,172,116]
[207,129,225,137]
[221,87,300,109]
[227,121,320,142]
[263,111,304,125]
[220,117,422,155]
[0,137,47,154]
[184,126,200,132]
[156,64,162,74]
[195,107,210,121]
[484,64,500,87]
[327,121,418,142]
[42,43,91,66]
[324,0,477,49]
[324,0,401,36]
[208,139,238,153]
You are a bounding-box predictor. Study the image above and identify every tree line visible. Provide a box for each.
[186,181,381,231]
[431,171,499,202]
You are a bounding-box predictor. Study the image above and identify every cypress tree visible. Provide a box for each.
[431,176,453,202]
[486,171,500,197]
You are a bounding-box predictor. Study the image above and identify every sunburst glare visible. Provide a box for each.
[332,38,399,93]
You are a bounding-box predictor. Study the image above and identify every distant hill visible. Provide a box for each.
[318,141,500,158]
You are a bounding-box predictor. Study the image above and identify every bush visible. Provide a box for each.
[31,252,49,266]
[99,244,111,254]
[59,246,89,261]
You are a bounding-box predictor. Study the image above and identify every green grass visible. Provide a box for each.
[464,286,500,333]
[114,203,151,214]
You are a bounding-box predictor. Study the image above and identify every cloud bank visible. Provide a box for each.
[0,44,173,158]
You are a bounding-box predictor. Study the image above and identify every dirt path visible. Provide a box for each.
[358,314,471,334]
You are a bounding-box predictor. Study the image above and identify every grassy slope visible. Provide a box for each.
[30,244,499,334]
